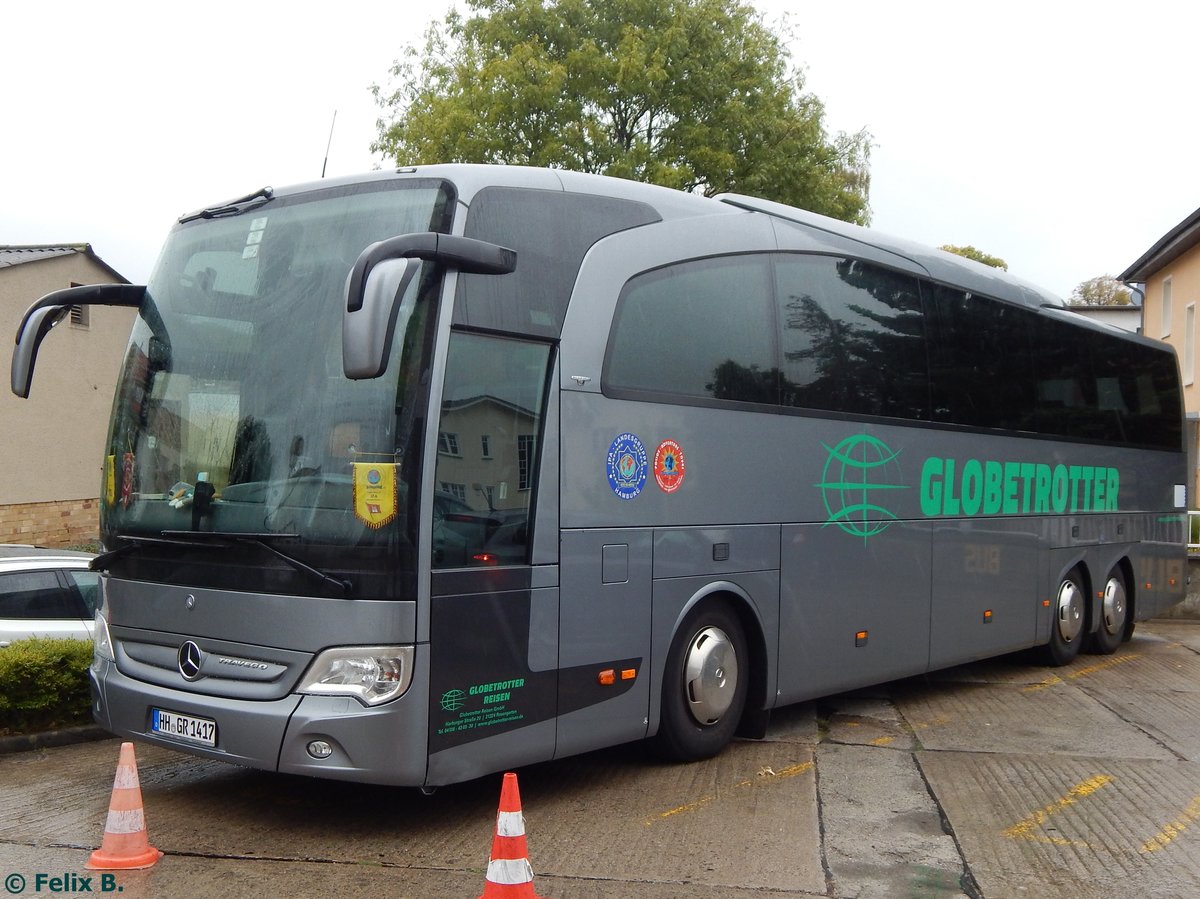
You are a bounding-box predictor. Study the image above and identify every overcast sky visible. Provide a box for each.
[3,1,1197,300]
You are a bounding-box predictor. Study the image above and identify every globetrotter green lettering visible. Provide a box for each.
[919,457,1119,516]
[819,434,1124,540]
[468,678,525,696]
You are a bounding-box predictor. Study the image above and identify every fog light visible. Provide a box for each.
[307,740,333,759]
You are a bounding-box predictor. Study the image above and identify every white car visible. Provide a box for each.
[0,545,98,648]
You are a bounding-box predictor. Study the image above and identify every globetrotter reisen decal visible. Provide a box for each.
[816,433,1123,540]
[429,590,639,752]
[438,677,529,737]
[607,433,649,500]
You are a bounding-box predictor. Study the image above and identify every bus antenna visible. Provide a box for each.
[321,110,338,179]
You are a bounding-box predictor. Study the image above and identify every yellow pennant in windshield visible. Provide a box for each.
[105,455,116,506]
[353,462,398,529]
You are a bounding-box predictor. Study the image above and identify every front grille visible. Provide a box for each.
[112,627,312,701]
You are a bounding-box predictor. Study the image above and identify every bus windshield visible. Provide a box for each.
[101,179,454,598]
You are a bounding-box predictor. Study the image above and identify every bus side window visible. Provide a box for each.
[604,255,776,405]
[928,285,1036,431]
[775,255,928,420]
[433,332,551,568]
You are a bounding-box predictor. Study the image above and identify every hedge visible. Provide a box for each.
[0,637,93,735]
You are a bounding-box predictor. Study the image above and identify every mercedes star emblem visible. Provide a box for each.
[178,640,204,681]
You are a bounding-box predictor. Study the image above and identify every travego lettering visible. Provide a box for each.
[919,458,1119,517]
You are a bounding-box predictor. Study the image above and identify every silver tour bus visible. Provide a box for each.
[12,165,1186,787]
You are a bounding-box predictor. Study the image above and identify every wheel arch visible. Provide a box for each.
[665,580,771,724]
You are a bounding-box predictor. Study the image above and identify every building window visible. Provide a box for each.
[1162,277,1173,338]
[69,305,89,328]
[1186,303,1196,387]
[481,434,492,459]
[439,482,466,502]
[518,434,535,490]
[437,432,460,456]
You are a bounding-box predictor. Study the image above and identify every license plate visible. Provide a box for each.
[151,708,217,747]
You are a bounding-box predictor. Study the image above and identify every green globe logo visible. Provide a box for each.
[440,689,466,712]
[816,435,907,539]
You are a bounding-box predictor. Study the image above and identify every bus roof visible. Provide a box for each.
[716,192,1066,312]
[206,164,1066,313]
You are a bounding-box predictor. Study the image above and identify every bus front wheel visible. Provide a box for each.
[1040,568,1086,667]
[655,601,748,762]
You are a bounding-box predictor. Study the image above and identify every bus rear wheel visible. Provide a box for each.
[1087,568,1128,655]
[655,601,748,762]
[1040,568,1086,667]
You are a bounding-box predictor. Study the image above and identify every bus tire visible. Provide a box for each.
[1040,567,1086,667]
[1087,568,1127,655]
[655,601,748,762]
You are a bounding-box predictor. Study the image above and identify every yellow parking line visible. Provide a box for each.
[1068,654,1137,680]
[1022,675,1063,693]
[1142,794,1200,853]
[764,761,815,780]
[913,715,953,730]
[648,795,715,823]
[1003,775,1114,840]
[1022,654,1136,693]
[645,761,814,825]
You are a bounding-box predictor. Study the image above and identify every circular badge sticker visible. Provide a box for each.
[654,439,687,493]
[607,433,648,500]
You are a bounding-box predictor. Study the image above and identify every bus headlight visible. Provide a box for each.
[93,611,115,665]
[296,646,414,706]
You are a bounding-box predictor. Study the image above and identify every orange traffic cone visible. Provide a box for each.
[86,742,163,870]
[478,772,547,898]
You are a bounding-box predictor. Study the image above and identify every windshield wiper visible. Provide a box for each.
[90,533,233,571]
[179,186,274,223]
[94,531,352,597]
[161,530,353,597]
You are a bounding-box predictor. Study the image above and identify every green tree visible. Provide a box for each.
[372,0,872,223]
[1069,275,1132,306]
[939,245,1008,271]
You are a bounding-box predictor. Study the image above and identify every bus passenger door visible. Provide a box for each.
[555,528,652,758]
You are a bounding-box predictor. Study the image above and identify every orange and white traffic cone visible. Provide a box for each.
[86,742,163,870]
[478,772,547,899]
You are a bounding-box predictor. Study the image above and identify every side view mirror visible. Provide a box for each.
[11,283,145,398]
[342,257,423,380]
[342,233,515,380]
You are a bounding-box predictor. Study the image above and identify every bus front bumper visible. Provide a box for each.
[90,652,432,787]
